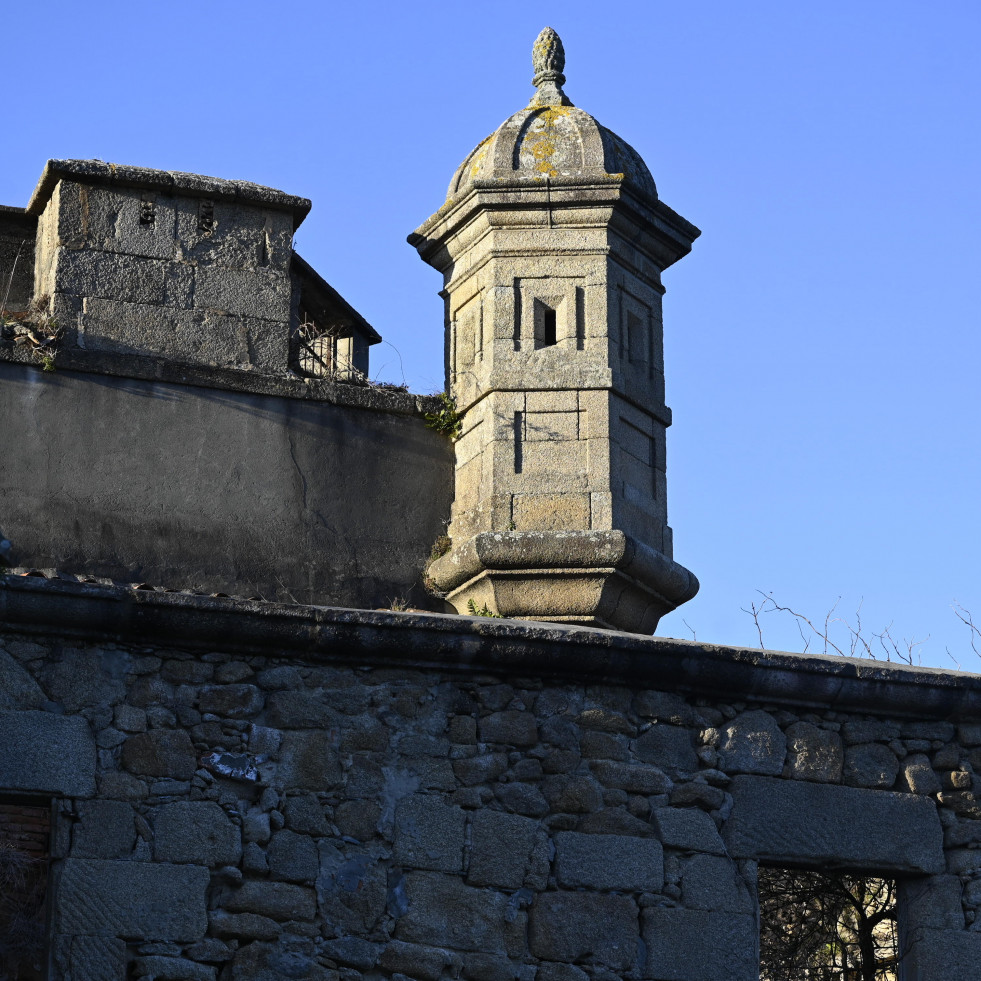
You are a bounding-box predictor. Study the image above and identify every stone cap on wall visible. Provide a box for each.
[26,159,312,228]
[3,571,981,722]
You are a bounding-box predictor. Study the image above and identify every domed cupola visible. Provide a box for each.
[410,28,700,635]
[446,27,658,205]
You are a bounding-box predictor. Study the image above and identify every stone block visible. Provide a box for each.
[633,691,701,726]
[208,910,281,941]
[334,799,381,840]
[55,183,177,259]
[841,720,900,744]
[902,928,981,979]
[54,934,127,981]
[265,691,337,728]
[321,937,382,970]
[394,796,467,872]
[651,807,726,854]
[590,759,672,794]
[642,908,757,981]
[454,752,508,786]
[536,964,588,981]
[902,754,942,795]
[277,731,341,790]
[56,249,167,304]
[317,844,388,934]
[224,880,317,921]
[379,940,462,980]
[670,781,726,810]
[132,955,216,980]
[0,648,46,710]
[633,724,698,773]
[115,704,148,733]
[541,774,603,813]
[468,810,542,888]
[227,940,334,981]
[529,892,638,970]
[73,800,135,859]
[176,200,293,271]
[957,723,981,746]
[494,782,548,816]
[267,829,319,882]
[479,711,538,746]
[723,775,944,873]
[0,709,96,796]
[397,873,511,953]
[283,793,329,835]
[195,264,290,321]
[681,855,753,912]
[462,952,518,981]
[843,742,899,788]
[55,859,208,941]
[197,684,264,718]
[512,492,590,532]
[785,722,843,782]
[78,296,288,373]
[121,729,196,779]
[184,939,234,963]
[718,710,786,776]
[153,801,241,866]
[554,831,662,891]
[899,875,964,932]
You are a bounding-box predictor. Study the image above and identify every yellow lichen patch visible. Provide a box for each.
[522,107,572,178]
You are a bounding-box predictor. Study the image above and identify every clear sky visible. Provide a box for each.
[4,1,980,667]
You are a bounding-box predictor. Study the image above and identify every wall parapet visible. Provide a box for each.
[3,573,980,720]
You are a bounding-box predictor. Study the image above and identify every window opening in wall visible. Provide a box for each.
[294,313,338,379]
[533,299,559,349]
[759,867,898,981]
[0,799,51,981]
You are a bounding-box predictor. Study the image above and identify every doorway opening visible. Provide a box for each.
[758,866,899,981]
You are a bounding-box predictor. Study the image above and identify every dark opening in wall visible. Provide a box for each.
[758,866,899,981]
[0,799,50,981]
[534,299,559,349]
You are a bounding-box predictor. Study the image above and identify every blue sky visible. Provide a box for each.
[4,1,980,666]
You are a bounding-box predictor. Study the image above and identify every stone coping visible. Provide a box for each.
[0,346,436,418]
[26,159,312,226]
[2,573,980,720]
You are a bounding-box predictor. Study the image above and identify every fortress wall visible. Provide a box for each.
[0,359,454,609]
[1,578,981,980]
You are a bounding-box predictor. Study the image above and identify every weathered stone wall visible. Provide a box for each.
[0,360,454,609]
[28,161,310,375]
[2,579,981,979]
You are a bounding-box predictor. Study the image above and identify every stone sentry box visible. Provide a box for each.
[413,29,699,633]
[2,575,981,980]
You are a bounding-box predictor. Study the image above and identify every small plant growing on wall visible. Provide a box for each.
[423,393,462,440]
[1,295,61,372]
[467,598,503,618]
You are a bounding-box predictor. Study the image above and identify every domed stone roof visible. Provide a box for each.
[446,28,658,204]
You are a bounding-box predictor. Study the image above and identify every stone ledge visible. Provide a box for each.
[0,346,437,418]
[27,159,311,225]
[3,574,981,719]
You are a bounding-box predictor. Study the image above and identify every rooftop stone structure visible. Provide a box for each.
[413,28,700,633]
